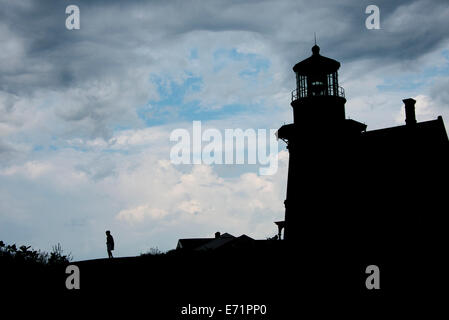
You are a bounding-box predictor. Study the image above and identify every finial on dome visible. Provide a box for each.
[312,33,320,55]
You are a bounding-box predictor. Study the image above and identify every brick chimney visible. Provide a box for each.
[215,231,221,239]
[403,98,417,126]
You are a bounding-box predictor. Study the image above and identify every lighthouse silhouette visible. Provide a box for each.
[277,44,448,253]
[278,44,365,245]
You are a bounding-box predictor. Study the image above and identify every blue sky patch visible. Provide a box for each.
[138,48,273,126]
[213,48,271,75]
[377,50,449,92]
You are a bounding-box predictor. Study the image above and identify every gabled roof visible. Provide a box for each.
[196,234,257,251]
[195,234,236,251]
[362,117,448,147]
[176,238,212,250]
[176,233,236,250]
[176,233,259,251]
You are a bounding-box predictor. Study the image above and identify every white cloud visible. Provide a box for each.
[0,144,288,259]
[117,205,168,224]
[394,94,439,125]
[1,0,448,260]
[177,200,202,215]
[0,161,51,178]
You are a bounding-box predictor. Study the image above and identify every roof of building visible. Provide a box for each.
[176,233,235,250]
[195,234,239,251]
[176,238,212,250]
[176,233,260,251]
[293,45,340,75]
[362,117,449,147]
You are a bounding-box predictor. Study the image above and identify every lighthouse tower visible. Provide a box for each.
[291,44,346,124]
[277,45,366,244]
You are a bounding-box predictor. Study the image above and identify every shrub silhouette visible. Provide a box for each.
[48,243,73,265]
[0,240,72,266]
[140,246,164,256]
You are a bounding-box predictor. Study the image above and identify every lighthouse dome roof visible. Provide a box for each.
[293,45,340,75]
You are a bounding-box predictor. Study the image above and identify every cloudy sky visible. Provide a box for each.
[1,0,448,260]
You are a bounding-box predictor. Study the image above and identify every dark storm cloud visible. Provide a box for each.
[1,0,448,94]
[0,0,448,141]
[334,0,449,63]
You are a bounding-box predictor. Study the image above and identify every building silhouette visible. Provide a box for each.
[177,45,448,254]
[277,45,448,254]
[176,231,281,251]
[177,232,240,250]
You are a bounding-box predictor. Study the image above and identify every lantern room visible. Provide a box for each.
[292,45,344,101]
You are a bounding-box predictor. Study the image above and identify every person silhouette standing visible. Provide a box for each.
[106,230,114,258]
